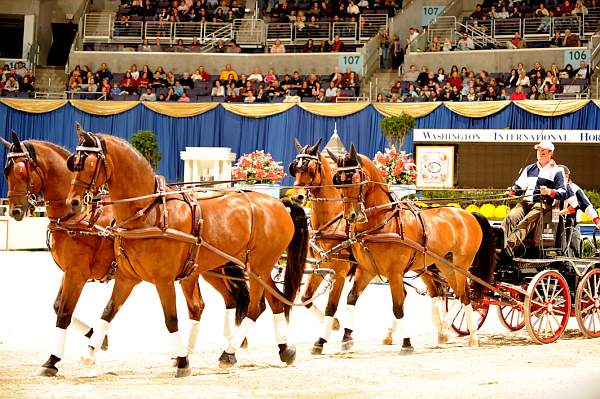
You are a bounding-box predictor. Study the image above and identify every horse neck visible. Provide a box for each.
[33,143,72,219]
[104,138,156,222]
[359,157,393,230]
[309,154,341,229]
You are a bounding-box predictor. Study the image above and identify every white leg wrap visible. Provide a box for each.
[389,318,398,334]
[89,320,109,350]
[52,327,67,358]
[321,316,335,341]
[170,331,188,358]
[395,318,408,339]
[188,320,200,352]
[227,317,255,353]
[464,303,477,335]
[308,304,324,321]
[223,308,236,340]
[70,318,91,335]
[431,297,443,332]
[345,305,356,331]
[273,312,288,345]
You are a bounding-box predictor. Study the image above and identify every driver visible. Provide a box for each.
[502,141,567,254]
[559,165,600,257]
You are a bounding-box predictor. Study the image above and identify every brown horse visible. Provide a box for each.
[328,145,495,348]
[66,131,308,377]
[1,132,247,377]
[290,138,360,354]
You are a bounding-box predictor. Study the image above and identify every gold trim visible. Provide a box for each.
[0,98,67,113]
[70,100,139,115]
[444,101,510,118]
[221,103,294,118]
[513,99,590,116]
[298,102,370,116]
[373,102,441,118]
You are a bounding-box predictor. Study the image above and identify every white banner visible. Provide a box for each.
[413,129,600,144]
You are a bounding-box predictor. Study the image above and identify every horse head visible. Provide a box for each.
[329,144,370,223]
[289,137,323,204]
[66,124,109,214]
[2,131,44,221]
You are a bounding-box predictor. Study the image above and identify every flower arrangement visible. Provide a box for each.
[373,148,416,185]
[232,150,285,184]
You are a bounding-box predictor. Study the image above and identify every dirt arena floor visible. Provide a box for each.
[1,252,599,399]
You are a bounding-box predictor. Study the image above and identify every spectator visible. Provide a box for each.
[402,64,419,82]
[347,0,360,14]
[376,93,385,102]
[226,39,242,53]
[560,64,576,78]
[535,4,551,32]
[139,39,153,52]
[248,68,263,83]
[571,0,588,16]
[405,27,419,48]
[211,80,225,97]
[549,31,562,47]
[449,85,462,101]
[331,35,344,52]
[15,62,28,78]
[271,39,286,53]
[528,62,546,80]
[151,71,166,88]
[505,68,519,87]
[456,32,475,51]
[496,6,509,18]
[466,87,477,101]
[165,71,176,87]
[120,72,136,94]
[153,38,163,52]
[138,72,150,91]
[192,66,210,82]
[442,37,453,51]
[575,61,589,79]
[346,71,361,96]
[562,29,580,47]
[380,30,391,68]
[538,84,554,100]
[19,76,34,95]
[325,81,338,100]
[139,88,157,101]
[264,69,277,84]
[528,85,540,100]
[219,64,238,81]
[303,38,316,53]
[177,72,192,89]
[498,88,509,100]
[509,85,527,100]
[316,87,327,102]
[214,39,227,53]
[110,82,121,97]
[130,64,140,80]
[178,89,191,102]
[320,39,331,52]
[226,89,242,102]
[516,69,530,87]
[448,71,463,88]
[391,35,403,68]
[175,38,188,52]
[507,31,526,49]
[481,85,497,101]
[428,36,441,52]
[311,81,323,97]
[469,4,486,20]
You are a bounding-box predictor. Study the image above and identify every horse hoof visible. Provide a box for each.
[175,367,191,378]
[218,351,237,369]
[468,337,480,347]
[401,345,415,354]
[341,339,354,352]
[311,345,323,355]
[332,318,341,331]
[241,337,248,349]
[279,346,296,366]
[171,357,178,368]
[100,335,109,351]
[80,354,96,367]
[39,366,58,377]
[382,336,393,345]
[438,333,449,345]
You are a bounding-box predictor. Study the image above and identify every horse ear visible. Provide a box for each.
[11,130,22,151]
[75,122,86,142]
[309,138,323,154]
[326,148,339,164]
[294,138,303,152]
[0,136,10,149]
[83,131,96,146]
[349,144,357,160]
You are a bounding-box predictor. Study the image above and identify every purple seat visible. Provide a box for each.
[111,95,126,101]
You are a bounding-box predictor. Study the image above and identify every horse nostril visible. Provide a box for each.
[10,208,23,218]
[296,194,305,202]
[70,198,80,209]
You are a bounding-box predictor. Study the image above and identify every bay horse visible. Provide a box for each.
[1,132,247,377]
[289,138,357,354]
[328,145,495,348]
[65,131,308,377]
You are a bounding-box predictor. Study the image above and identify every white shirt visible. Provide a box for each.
[248,73,263,82]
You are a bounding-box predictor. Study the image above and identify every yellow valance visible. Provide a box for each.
[0,98,67,113]
[592,99,600,108]
[222,103,294,118]
[144,102,219,117]
[299,102,369,116]
[70,100,139,116]
[444,101,510,118]
[513,99,590,116]
[373,102,441,118]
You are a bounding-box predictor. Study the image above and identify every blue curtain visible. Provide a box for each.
[1,102,598,196]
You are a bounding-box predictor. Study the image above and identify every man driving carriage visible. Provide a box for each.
[559,164,600,257]
[502,141,567,254]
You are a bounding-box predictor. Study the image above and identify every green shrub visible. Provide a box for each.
[131,130,162,170]
[582,239,600,258]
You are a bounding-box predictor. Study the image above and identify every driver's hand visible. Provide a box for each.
[539,186,551,196]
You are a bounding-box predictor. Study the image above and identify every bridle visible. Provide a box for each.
[332,157,368,208]
[4,142,44,215]
[68,134,110,207]
[289,147,322,188]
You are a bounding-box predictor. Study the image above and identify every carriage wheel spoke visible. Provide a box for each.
[593,275,600,295]
[548,278,559,302]
[549,286,564,303]
[583,285,594,301]
[581,303,595,314]
[549,313,561,331]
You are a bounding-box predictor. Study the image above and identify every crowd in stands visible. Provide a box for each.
[0,63,36,97]
[377,60,590,102]
[267,0,400,23]
[67,62,362,102]
[116,0,246,24]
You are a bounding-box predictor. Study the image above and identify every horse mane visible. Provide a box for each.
[97,134,156,175]
[28,140,71,159]
[358,153,387,192]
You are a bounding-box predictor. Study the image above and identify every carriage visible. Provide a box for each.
[445,205,600,344]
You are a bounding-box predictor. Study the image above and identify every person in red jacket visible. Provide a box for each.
[331,35,344,52]
[509,85,527,100]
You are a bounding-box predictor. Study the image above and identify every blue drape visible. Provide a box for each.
[1,102,598,195]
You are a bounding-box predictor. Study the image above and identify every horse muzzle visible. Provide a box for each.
[9,206,24,221]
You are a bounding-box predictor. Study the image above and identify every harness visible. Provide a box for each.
[4,142,45,215]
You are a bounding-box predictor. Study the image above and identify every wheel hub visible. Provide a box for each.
[595,298,600,308]
[547,303,553,312]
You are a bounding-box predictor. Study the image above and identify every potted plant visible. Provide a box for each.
[131,130,162,170]
[379,112,416,149]
[373,148,417,198]
[232,150,285,198]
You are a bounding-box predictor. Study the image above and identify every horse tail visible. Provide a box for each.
[469,212,496,301]
[282,199,309,321]
[223,263,250,325]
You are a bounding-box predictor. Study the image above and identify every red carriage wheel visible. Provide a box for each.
[446,296,489,336]
[496,288,526,331]
[575,268,600,338]
[524,270,571,344]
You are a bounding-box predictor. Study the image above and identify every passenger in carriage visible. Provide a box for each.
[559,165,600,257]
[502,141,567,254]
